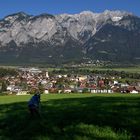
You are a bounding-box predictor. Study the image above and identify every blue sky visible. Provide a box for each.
[0,0,140,18]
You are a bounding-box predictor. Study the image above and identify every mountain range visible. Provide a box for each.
[0,10,140,65]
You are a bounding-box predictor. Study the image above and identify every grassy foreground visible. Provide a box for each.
[0,94,140,140]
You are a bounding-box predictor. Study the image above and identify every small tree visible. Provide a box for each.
[38,82,44,94]
[1,81,7,92]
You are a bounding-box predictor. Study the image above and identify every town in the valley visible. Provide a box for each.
[0,67,140,95]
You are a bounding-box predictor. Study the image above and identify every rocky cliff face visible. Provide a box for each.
[0,10,140,64]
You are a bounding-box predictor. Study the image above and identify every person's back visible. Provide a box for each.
[28,94,40,107]
[28,93,40,117]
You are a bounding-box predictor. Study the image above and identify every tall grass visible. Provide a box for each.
[0,94,140,140]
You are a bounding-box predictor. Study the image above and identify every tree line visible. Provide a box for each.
[51,68,140,79]
[0,68,18,77]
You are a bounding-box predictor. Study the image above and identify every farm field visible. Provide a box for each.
[1,65,140,73]
[0,94,140,140]
[79,66,140,73]
[100,67,140,73]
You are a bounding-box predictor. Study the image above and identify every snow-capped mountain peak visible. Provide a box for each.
[0,10,140,64]
[0,10,137,46]
[111,16,123,22]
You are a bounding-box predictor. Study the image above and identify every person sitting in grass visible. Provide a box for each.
[28,89,41,117]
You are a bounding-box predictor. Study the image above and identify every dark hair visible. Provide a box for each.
[35,93,40,97]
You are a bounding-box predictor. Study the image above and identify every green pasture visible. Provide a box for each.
[103,67,140,73]
[0,94,140,140]
[79,66,140,73]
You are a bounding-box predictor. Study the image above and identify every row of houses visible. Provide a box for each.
[44,86,139,94]
[1,67,140,95]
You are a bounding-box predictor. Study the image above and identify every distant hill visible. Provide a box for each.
[0,10,140,65]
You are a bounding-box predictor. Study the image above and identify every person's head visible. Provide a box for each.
[32,87,39,93]
[34,93,40,101]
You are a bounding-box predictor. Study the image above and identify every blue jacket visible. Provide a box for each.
[28,94,40,107]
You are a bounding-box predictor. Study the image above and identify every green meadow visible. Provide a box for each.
[79,66,140,73]
[0,94,140,140]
